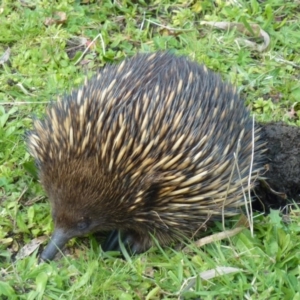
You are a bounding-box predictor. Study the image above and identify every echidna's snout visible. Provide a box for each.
[41,228,72,261]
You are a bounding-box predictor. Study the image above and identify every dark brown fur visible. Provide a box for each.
[27,52,265,260]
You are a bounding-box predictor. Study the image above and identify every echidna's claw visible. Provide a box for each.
[102,230,148,255]
[102,230,120,252]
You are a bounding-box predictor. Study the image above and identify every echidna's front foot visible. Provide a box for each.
[102,230,149,254]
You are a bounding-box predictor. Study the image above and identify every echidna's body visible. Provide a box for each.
[28,52,264,261]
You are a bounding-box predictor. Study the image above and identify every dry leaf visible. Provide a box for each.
[0,48,11,65]
[179,267,242,294]
[201,21,270,52]
[16,236,47,259]
[44,11,67,26]
[0,237,13,246]
[286,106,297,119]
[143,266,155,278]
[200,266,242,280]
[235,214,250,228]
[183,227,245,253]
[19,0,36,8]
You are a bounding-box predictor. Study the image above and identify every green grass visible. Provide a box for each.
[1,0,300,299]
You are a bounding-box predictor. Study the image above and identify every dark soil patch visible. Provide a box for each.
[254,122,300,211]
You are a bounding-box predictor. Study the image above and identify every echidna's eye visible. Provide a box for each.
[77,220,89,231]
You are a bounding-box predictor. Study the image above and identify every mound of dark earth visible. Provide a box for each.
[255,122,300,211]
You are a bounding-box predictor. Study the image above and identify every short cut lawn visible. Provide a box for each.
[1,0,300,299]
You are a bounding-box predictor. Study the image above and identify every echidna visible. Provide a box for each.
[27,52,264,261]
